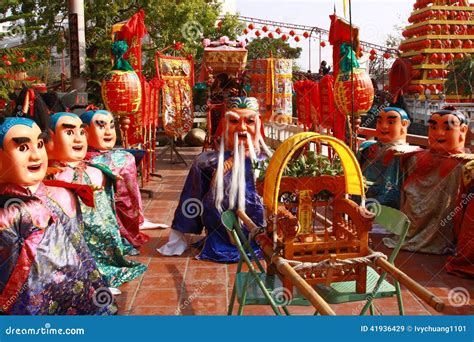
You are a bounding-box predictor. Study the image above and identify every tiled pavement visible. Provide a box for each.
[117,146,474,316]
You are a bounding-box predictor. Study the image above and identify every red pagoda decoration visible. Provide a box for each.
[399,0,474,100]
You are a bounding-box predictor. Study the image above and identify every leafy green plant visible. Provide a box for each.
[253,150,343,182]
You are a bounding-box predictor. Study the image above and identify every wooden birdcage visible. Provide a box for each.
[262,132,373,293]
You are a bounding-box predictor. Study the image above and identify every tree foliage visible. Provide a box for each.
[1,0,244,104]
[246,37,302,60]
[445,55,474,98]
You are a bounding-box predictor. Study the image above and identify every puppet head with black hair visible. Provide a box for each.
[428,106,469,154]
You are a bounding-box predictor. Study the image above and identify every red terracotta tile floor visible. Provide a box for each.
[118,146,474,316]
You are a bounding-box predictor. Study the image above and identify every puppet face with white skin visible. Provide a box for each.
[46,113,87,163]
[225,108,258,152]
[82,110,116,150]
[0,118,48,191]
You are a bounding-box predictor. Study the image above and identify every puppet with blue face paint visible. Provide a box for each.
[0,117,115,315]
[45,112,147,289]
[358,107,420,209]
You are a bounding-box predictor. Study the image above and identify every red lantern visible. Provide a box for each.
[101,70,142,116]
[433,24,442,34]
[453,39,462,48]
[248,23,254,30]
[416,85,425,94]
[255,30,261,37]
[443,24,450,32]
[446,53,454,61]
[369,55,376,61]
[430,53,439,63]
[436,84,444,92]
[455,53,464,60]
[262,26,268,33]
[439,53,446,62]
[428,84,436,92]
[463,40,472,49]
[1,55,8,61]
[4,60,11,66]
[268,32,274,39]
[18,57,26,63]
[431,69,439,78]
[444,39,451,48]
[433,39,442,48]
[334,68,374,117]
[370,49,376,55]
[276,27,282,34]
[281,34,288,41]
[383,52,391,59]
[303,31,309,38]
[289,30,295,36]
[320,41,326,47]
[294,36,300,42]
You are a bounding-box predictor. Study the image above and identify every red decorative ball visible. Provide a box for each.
[5,60,11,66]
[454,53,464,60]
[320,41,326,47]
[294,36,300,42]
[243,28,249,35]
[453,39,462,48]
[334,68,374,117]
[463,40,472,49]
[446,53,454,61]
[430,53,439,63]
[248,23,254,30]
[101,70,142,116]
[276,27,281,34]
[303,31,309,38]
[369,55,376,61]
[370,49,376,55]
[262,26,268,33]
[255,30,261,37]
[268,32,274,39]
[289,30,295,36]
[383,52,391,59]
[281,34,287,41]
[18,57,26,63]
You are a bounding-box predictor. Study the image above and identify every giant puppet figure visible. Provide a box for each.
[158,97,272,262]
[80,108,165,249]
[358,107,420,209]
[45,112,147,288]
[385,107,470,254]
[0,117,115,315]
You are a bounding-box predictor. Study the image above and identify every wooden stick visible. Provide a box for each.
[371,249,445,312]
[236,209,336,315]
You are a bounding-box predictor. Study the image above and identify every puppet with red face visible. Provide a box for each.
[46,112,147,288]
[158,97,272,262]
[81,109,158,248]
[358,107,420,209]
[0,117,115,315]
[386,107,473,255]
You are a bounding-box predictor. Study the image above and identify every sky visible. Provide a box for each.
[235,0,414,71]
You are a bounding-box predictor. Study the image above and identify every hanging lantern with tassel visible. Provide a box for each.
[334,43,374,117]
[101,41,142,116]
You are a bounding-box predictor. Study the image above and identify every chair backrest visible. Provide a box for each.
[373,205,411,264]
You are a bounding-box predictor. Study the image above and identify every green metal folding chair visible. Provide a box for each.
[315,205,410,315]
[221,210,312,316]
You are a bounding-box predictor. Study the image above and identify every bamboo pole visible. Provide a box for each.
[371,250,445,312]
[236,209,336,316]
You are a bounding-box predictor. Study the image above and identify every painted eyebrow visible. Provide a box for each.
[387,115,398,119]
[12,137,31,144]
[428,119,437,124]
[62,123,78,129]
[226,111,257,119]
[38,132,48,140]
